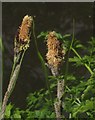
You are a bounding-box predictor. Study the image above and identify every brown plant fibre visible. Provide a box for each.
[46,31,64,76]
[14,15,33,54]
[19,15,33,42]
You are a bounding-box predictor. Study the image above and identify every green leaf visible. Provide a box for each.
[63,34,71,39]
[66,74,76,81]
[5,103,13,118]
[72,100,94,117]
[75,44,84,49]
[37,32,48,39]
[12,109,21,118]
[55,33,63,39]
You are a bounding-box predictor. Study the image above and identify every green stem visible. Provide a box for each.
[71,47,93,75]
[71,47,81,59]
[32,19,53,105]
[19,50,26,66]
[10,50,24,78]
[32,19,38,52]
[10,56,18,78]
[64,19,75,81]
[10,50,26,95]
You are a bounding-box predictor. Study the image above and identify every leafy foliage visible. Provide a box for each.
[5,33,95,119]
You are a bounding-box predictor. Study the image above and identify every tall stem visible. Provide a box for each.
[0,65,20,120]
[54,78,64,119]
[64,19,75,81]
[0,50,25,120]
[32,19,53,105]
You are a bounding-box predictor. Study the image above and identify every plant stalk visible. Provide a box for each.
[50,69,64,119]
[0,65,20,120]
[32,19,53,105]
[54,79,64,120]
[0,50,25,120]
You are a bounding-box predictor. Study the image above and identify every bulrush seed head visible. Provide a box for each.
[14,15,33,54]
[46,31,65,76]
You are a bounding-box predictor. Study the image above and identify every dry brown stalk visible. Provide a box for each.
[0,15,32,120]
[46,31,65,77]
[0,65,20,119]
[46,31,65,119]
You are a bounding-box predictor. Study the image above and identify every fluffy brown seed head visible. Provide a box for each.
[19,15,33,42]
[46,31,65,76]
[14,15,33,54]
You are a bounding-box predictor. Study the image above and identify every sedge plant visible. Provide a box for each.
[0,15,33,119]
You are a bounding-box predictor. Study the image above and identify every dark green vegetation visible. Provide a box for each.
[4,30,95,119]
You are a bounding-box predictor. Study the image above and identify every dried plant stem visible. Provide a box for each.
[45,31,65,119]
[54,79,64,120]
[0,65,20,120]
[51,67,64,119]
[0,15,32,120]
[0,51,25,120]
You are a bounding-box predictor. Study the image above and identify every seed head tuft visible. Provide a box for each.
[14,15,33,54]
[46,31,65,76]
